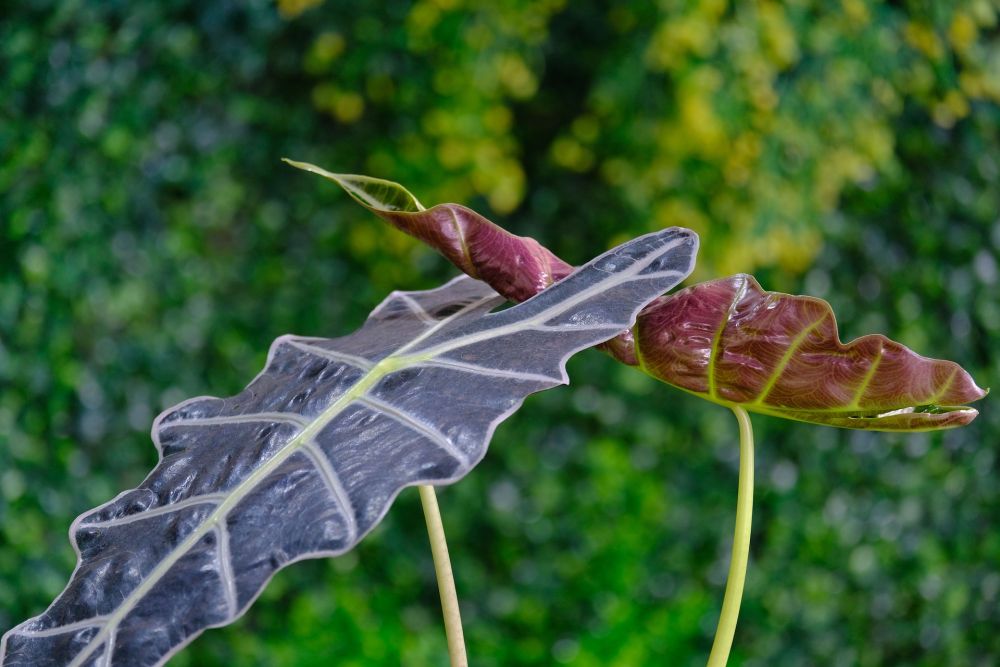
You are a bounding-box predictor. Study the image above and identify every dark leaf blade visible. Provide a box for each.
[634,274,987,430]
[0,229,698,667]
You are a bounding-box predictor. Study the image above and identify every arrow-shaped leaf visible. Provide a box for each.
[289,163,987,431]
[0,229,698,667]
[633,274,987,430]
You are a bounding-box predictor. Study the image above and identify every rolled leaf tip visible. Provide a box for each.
[283,158,425,212]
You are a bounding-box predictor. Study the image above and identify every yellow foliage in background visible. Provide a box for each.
[283,0,1000,278]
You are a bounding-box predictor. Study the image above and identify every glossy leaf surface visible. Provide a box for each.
[291,163,986,431]
[634,274,987,430]
[0,229,697,667]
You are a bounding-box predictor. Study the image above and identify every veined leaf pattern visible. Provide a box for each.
[0,228,698,667]
[633,274,987,430]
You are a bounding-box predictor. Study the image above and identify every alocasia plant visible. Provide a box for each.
[282,160,987,666]
[0,228,698,666]
[1,160,986,667]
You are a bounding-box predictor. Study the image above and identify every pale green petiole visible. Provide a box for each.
[419,485,468,667]
[707,406,755,667]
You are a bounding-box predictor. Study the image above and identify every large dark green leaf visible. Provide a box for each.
[0,229,698,667]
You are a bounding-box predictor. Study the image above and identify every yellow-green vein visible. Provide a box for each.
[754,313,828,407]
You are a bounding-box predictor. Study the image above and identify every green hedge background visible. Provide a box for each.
[2,1,998,665]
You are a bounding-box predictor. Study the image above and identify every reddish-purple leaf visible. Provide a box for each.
[634,274,987,430]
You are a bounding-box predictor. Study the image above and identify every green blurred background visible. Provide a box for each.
[2,0,998,664]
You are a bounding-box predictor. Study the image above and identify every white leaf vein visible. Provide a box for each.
[357,396,469,467]
[285,340,374,371]
[214,523,238,618]
[299,441,358,544]
[416,358,559,384]
[80,494,227,529]
[102,626,116,667]
[393,293,438,325]
[159,412,308,430]
[529,324,625,333]
[12,616,108,638]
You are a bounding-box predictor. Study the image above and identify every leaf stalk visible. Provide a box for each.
[418,484,468,667]
[706,406,754,667]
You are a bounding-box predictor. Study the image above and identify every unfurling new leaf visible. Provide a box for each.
[0,229,698,667]
[283,159,575,304]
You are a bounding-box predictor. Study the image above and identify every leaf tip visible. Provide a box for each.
[946,365,989,406]
[282,157,335,178]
